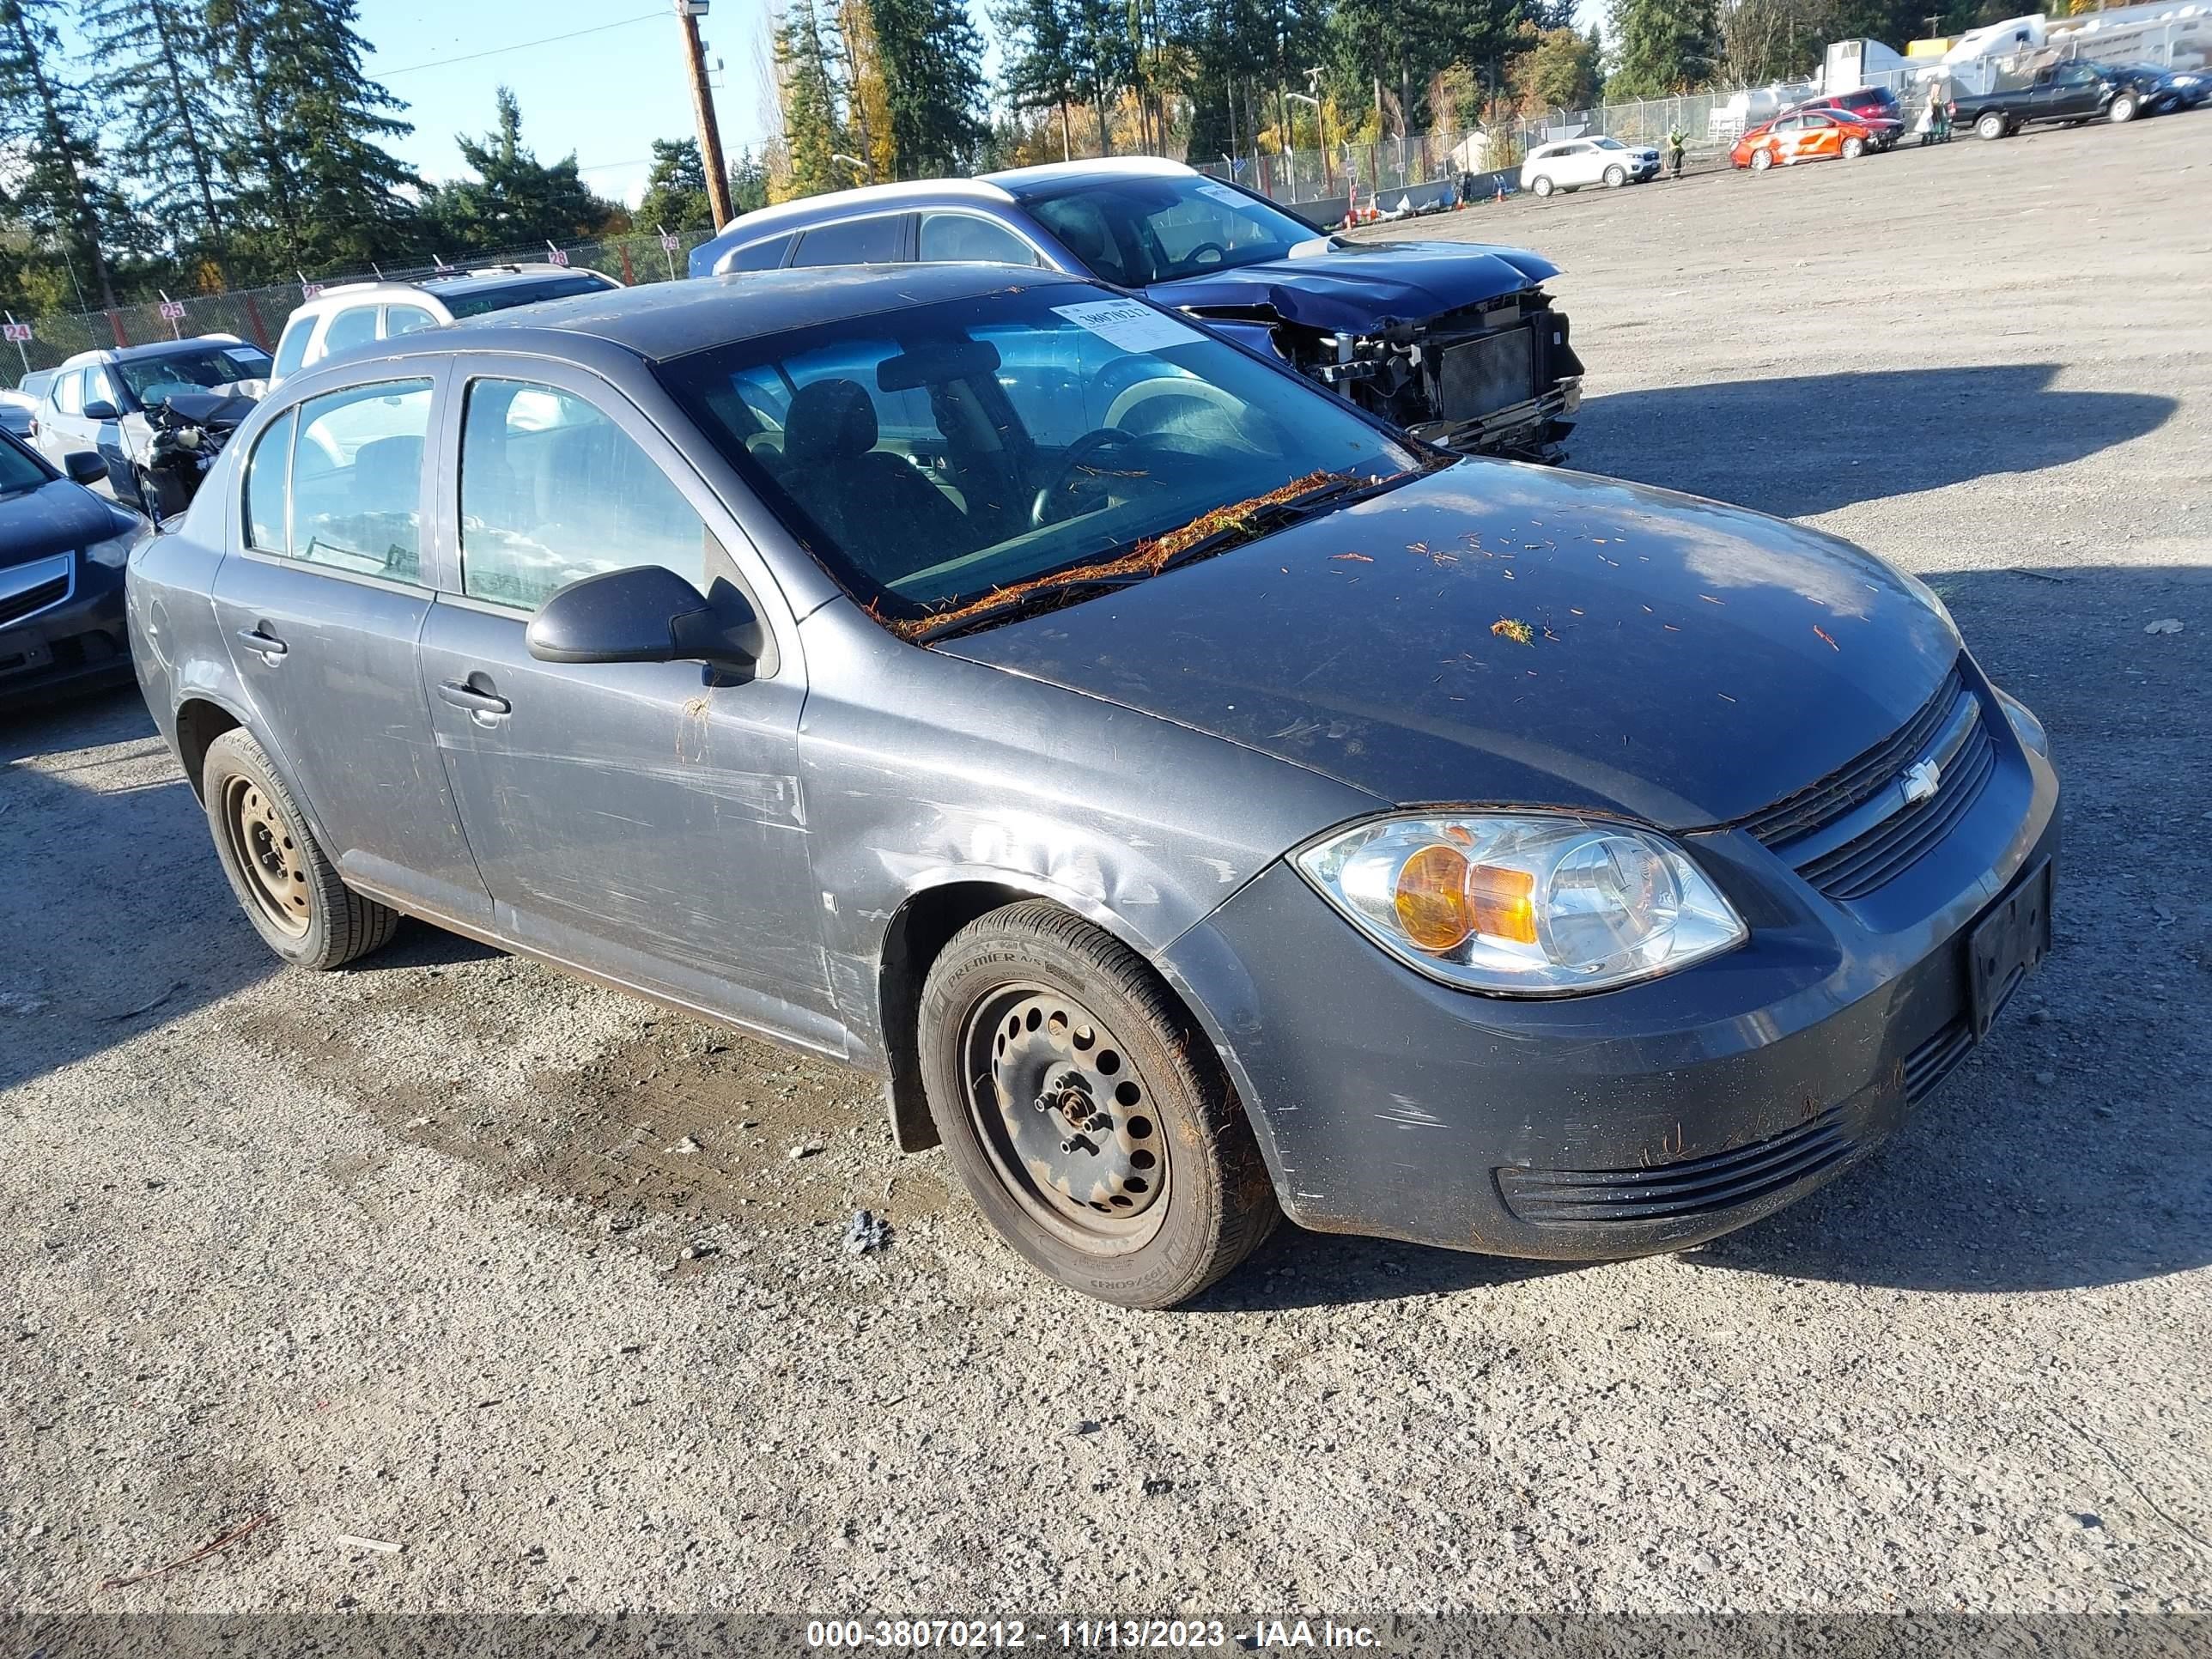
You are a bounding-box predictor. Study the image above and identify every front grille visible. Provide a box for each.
[0,574,68,627]
[1902,1017,1973,1103]
[1738,662,1998,902]
[1497,1108,1854,1226]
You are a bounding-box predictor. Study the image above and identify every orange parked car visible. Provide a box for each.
[1731,107,1887,172]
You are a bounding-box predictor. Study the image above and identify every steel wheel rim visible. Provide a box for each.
[959,983,1170,1254]
[222,775,312,939]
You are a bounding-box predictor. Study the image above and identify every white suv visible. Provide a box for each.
[1519,137,1662,198]
[269,264,623,387]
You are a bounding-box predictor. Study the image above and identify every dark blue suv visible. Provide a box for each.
[688,159,1583,460]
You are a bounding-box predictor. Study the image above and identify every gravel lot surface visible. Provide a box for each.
[5,116,2209,1618]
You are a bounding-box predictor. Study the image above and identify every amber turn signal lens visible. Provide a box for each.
[1466,864,1538,945]
[1393,843,1473,951]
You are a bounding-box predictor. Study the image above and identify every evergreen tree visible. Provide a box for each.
[836,0,894,179]
[774,0,847,198]
[82,0,228,273]
[638,137,714,232]
[870,0,987,175]
[1607,0,1719,96]
[998,0,1083,157]
[729,148,772,215]
[0,0,123,307]
[422,87,622,252]
[1511,24,1602,110]
[208,0,419,272]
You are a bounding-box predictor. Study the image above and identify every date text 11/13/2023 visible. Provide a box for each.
[803,1618,1382,1648]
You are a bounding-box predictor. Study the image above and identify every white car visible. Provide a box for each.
[1520,137,1662,198]
[268,264,623,388]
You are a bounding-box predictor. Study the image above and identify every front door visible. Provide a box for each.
[210,370,491,926]
[416,363,836,1048]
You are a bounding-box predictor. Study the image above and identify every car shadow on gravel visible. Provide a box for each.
[1577,365,2175,517]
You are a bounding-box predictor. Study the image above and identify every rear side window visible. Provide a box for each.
[271,316,314,380]
[316,307,379,361]
[52,372,82,416]
[790,215,910,268]
[248,380,432,582]
[727,234,793,272]
[457,378,712,611]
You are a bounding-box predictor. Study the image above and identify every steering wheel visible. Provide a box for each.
[1182,241,1228,268]
[1031,428,1143,527]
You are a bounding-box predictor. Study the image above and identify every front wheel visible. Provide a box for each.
[1749,147,1774,172]
[2109,93,2138,123]
[917,901,1279,1308]
[1843,136,1867,159]
[1531,174,1554,198]
[202,728,400,969]
[1603,164,1626,187]
[1977,112,2008,140]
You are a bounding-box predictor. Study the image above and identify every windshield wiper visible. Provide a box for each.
[1151,471,1412,574]
[906,576,1138,644]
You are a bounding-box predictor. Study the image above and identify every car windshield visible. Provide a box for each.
[117,345,271,406]
[657,283,1421,634]
[1592,137,1627,149]
[1018,174,1324,287]
[0,435,49,492]
[443,274,614,319]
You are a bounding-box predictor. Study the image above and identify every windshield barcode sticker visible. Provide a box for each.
[1051,300,1205,355]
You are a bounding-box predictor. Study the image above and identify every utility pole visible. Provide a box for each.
[676,0,735,228]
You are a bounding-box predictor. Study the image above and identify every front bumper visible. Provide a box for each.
[1161,684,2060,1260]
[0,558,131,705]
[1409,379,1582,460]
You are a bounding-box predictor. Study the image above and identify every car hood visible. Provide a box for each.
[940,463,1960,830]
[1145,238,1559,333]
[0,478,128,570]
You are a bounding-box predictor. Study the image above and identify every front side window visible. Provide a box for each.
[657,285,1419,630]
[917,212,1041,267]
[0,435,49,491]
[84,367,123,412]
[253,379,432,581]
[458,378,712,611]
[790,215,910,268]
[385,306,439,337]
[1021,176,1322,287]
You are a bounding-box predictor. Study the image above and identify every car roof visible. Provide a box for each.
[695,179,1023,247]
[59,335,262,368]
[981,155,1194,196]
[307,264,607,306]
[407,262,1095,364]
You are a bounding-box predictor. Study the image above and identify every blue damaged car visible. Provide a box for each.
[688,158,1583,461]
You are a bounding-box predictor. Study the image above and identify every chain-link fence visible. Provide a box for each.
[2,227,727,379]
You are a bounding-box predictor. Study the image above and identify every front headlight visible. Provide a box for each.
[1295,813,1747,996]
[85,521,149,568]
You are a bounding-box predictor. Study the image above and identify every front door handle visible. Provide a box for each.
[437,679,511,717]
[237,626,287,659]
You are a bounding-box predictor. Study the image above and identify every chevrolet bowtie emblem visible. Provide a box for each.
[1902,759,1942,805]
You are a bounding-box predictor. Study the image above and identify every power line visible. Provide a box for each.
[377,13,664,80]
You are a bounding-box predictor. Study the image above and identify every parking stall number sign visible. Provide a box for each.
[2,323,30,343]
[157,298,187,320]
[547,247,571,267]
[659,231,680,253]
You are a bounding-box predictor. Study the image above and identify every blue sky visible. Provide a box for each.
[358,0,787,209]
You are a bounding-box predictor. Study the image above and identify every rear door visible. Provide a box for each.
[416,356,834,1044]
[211,368,491,925]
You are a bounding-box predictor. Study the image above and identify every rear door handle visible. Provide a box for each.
[236,626,287,659]
[437,679,511,717]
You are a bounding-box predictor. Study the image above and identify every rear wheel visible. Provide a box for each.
[917,901,1279,1308]
[1531,174,1554,197]
[1977,112,2008,140]
[202,728,399,970]
[2109,93,2138,123]
[1603,163,1626,187]
[1749,147,1774,172]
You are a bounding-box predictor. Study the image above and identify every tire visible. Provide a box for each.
[1750,147,1773,172]
[1843,136,1867,159]
[916,900,1279,1309]
[1531,174,1554,198]
[2109,93,2137,124]
[1977,112,2007,140]
[201,727,400,970]
[1603,164,1626,187]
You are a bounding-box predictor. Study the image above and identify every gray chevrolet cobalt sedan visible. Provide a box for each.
[125,264,2057,1307]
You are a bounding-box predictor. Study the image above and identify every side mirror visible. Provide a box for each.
[63,451,106,487]
[82,399,120,422]
[526,564,762,673]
